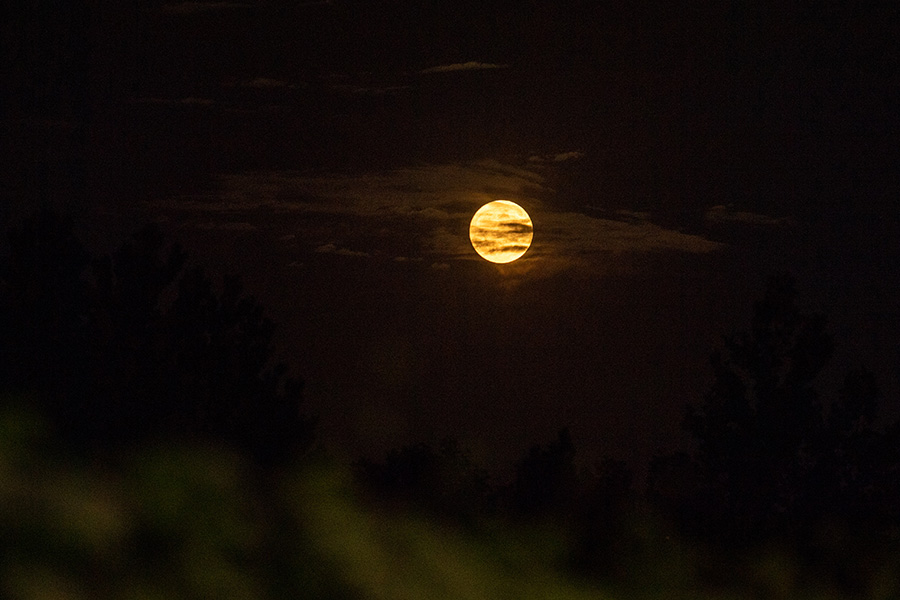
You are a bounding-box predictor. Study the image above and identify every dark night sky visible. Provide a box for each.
[3,1,899,474]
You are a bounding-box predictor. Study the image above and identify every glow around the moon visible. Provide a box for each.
[469,200,534,263]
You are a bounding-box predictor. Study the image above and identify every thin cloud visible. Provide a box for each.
[496,222,533,234]
[408,207,451,220]
[552,152,584,162]
[193,221,257,231]
[335,248,369,257]
[133,97,215,106]
[420,62,509,74]
[429,211,721,263]
[331,84,413,96]
[538,212,722,256]
[528,151,585,164]
[614,209,652,220]
[159,2,254,14]
[242,77,290,89]
[155,160,722,270]
[427,227,468,258]
[202,161,547,218]
[705,205,790,227]
[314,243,369,258]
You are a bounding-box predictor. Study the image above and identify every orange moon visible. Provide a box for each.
[469,200,534,263]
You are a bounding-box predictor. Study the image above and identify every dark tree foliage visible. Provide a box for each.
[354,428,640,584]
[682,274,832,541]
[508,428,579,518]
[567,457,637,579]
[812,367,900,535]
[0,211,315,466]
[502,432,640,583]
[0,211,93,399]
[646,451,713,537]
[354,438,492,522]
[677,273,900,554]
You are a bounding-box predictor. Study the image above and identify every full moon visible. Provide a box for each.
[469,200,534,263]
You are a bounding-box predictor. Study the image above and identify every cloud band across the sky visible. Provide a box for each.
[154,160,724,271]
[420,62,509,74]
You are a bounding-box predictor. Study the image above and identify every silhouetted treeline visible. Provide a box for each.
[0,210,315,465]
[354,428,640,583]
[354,274,900,594]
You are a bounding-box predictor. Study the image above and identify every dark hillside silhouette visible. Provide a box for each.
[0,211,314,465]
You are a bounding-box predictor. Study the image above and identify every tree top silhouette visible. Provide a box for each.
[0,210,315,466]
[680,273,899,548]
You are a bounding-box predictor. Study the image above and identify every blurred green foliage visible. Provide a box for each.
[1,404,897,600]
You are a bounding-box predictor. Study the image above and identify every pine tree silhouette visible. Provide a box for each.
[680,273,900,553]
